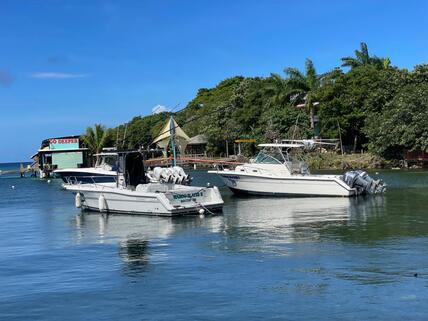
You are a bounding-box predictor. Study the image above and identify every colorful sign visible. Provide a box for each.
[49,138,79,150]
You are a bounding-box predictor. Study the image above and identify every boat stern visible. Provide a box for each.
[162,185,224,215]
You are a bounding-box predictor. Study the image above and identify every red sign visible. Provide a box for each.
[49,138,79,144]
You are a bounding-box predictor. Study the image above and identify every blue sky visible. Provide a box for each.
[1,0,427,162]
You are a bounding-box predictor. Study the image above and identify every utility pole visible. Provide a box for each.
[170,116,177,167]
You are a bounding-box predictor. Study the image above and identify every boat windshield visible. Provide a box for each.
[102,156,117,166]
[95,154,118,168]
[253,150,284,164]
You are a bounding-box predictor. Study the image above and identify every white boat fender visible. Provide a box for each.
[199,208,205,218]
[98,194,107,212]
[75,193,82,208]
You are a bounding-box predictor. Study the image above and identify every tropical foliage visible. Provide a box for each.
[81,124,108,163]
[96,42,428,159]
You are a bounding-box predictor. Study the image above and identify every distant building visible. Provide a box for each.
[153,117,190,157]
[186,134,208,156]
[31,135,89,178]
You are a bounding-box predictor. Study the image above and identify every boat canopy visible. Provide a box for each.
[258,143,304,148]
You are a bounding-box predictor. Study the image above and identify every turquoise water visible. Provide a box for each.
[1,163,428,320]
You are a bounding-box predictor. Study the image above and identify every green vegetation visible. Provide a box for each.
[81,124,108,163]
[98,42,428,160]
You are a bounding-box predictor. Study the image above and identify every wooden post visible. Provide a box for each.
[337,120,344,156]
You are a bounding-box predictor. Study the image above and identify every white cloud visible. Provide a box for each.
[30,72,89,79]
[152,104,168,114]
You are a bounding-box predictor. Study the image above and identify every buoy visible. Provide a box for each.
[98,194,106,212]
[11,185,15,189]
[47,179,51,184]
[199,208,205,218]
[75,193,82,208]
[206,182,211,188]
[193,164,197,170]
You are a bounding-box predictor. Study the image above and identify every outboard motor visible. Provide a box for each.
[172,166,191,185]
[342,170,386,195]
[148,166,192,185]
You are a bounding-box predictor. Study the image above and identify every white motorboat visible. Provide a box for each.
[54,151,119,183]
[209,142,385,197]
[63,151,224,216]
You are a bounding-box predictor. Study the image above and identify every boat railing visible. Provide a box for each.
[65,175,117,188]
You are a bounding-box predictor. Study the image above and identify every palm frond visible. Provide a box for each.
[360,42,369,61]
[284,67,305,82]
[341,57,360,68]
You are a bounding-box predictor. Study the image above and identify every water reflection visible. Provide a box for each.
[74,214,175,244]
[72,195,389,263]
[119,239,150,275]
[221,195,387,247]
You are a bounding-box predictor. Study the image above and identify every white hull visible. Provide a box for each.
[64,183,224,216]
[213,171,356,197]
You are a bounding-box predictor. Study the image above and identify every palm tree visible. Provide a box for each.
[284,59,321,130]
[81,124,108,164]
[266,73,289,107]
[341,42,388,69]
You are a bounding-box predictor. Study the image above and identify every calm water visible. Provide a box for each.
[1,164,428,320]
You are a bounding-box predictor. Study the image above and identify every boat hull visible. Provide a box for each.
[65,184,224,216]
[213,171,356,197]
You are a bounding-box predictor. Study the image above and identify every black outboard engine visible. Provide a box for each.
[342,170,386,195]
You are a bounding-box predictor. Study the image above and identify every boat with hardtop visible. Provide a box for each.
[209,141,385,197]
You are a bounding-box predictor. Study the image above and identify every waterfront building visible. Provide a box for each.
[31,135,89,178]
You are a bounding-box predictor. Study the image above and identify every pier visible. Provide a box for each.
[145,156,243,168]
[0,163,38,178]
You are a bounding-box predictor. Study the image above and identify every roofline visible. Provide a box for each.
[37,148,89,153]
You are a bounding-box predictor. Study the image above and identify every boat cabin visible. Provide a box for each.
[252,144,310,175]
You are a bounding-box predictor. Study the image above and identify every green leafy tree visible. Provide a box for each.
[318,65,408,151]
[364,84,428,158]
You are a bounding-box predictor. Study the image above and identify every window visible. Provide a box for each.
[253,151,283,164]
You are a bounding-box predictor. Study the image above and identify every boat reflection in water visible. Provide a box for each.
[73,194,386,259]
[218,195,386,254]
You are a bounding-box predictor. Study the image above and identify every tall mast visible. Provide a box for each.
[170,116,177,167]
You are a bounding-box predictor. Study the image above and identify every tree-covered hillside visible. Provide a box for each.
[98,43,428,159]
